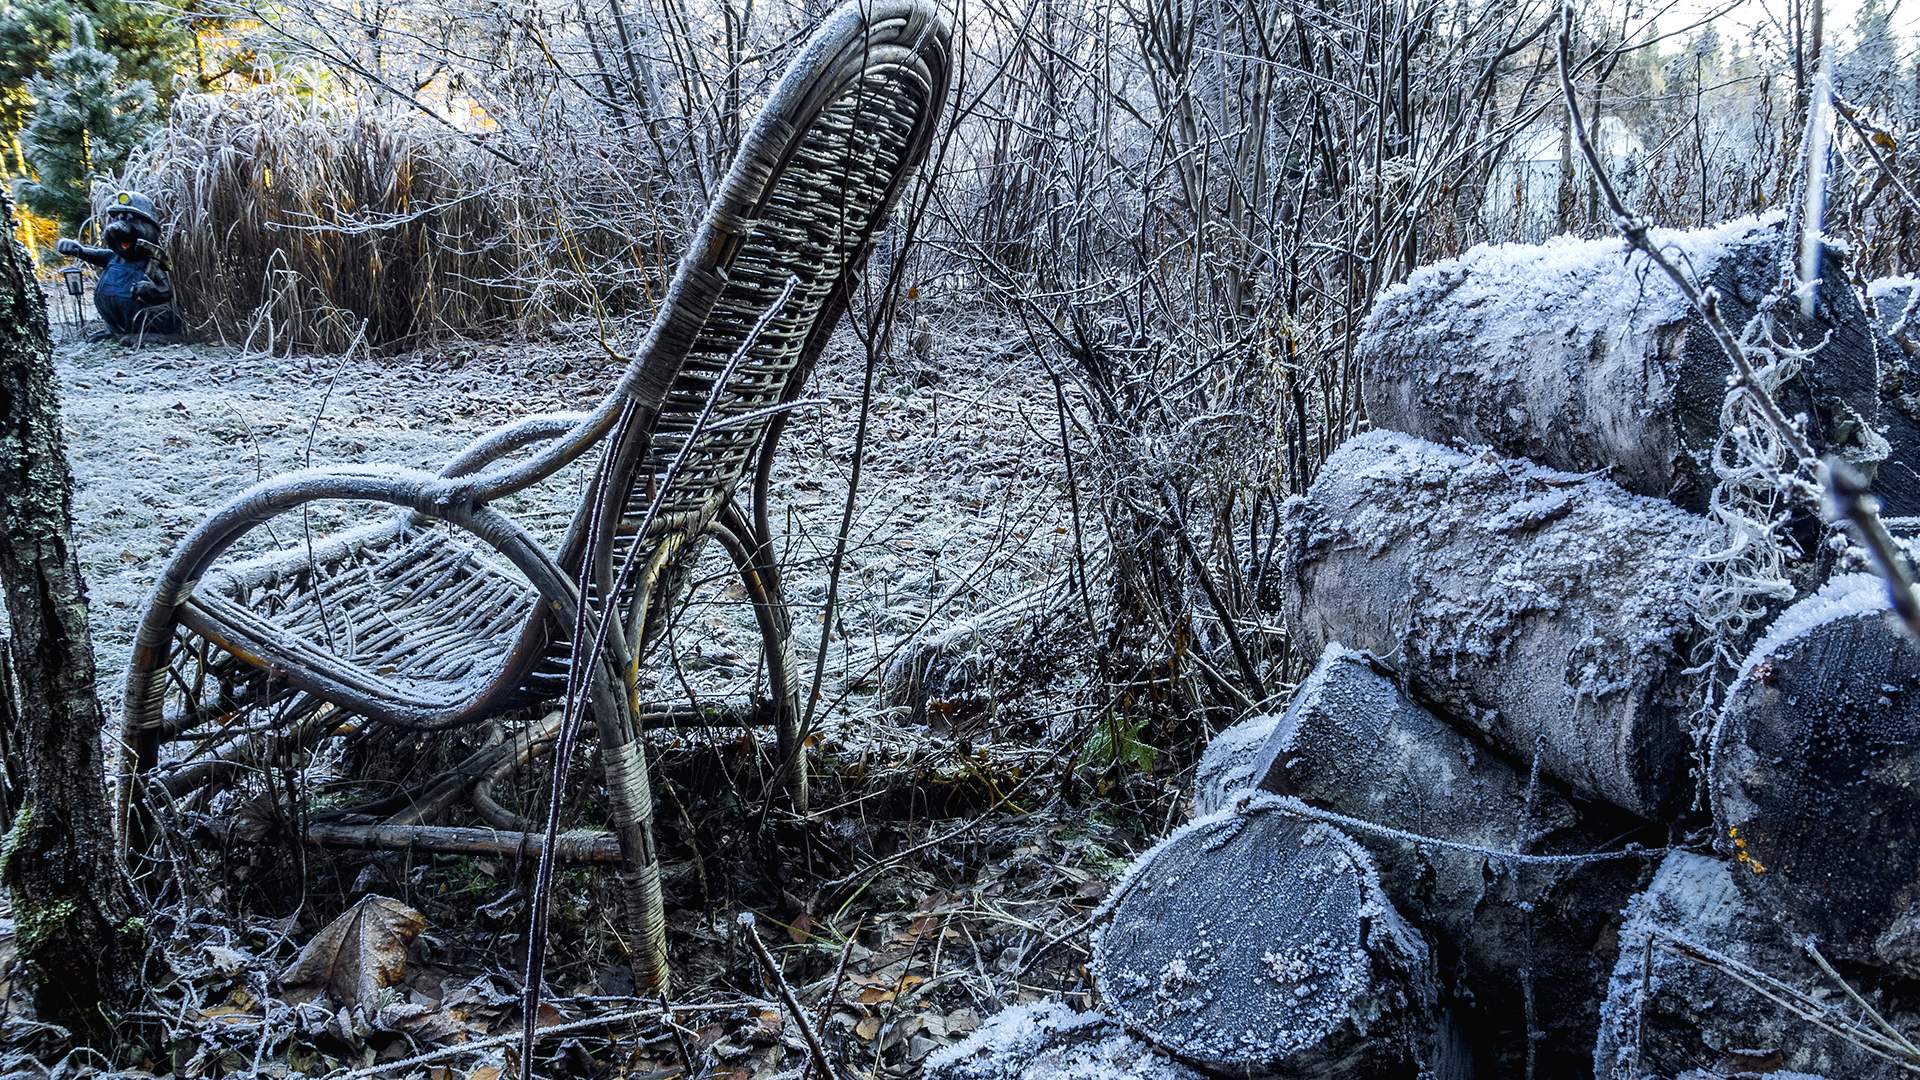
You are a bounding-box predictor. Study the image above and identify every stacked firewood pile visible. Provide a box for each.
[929,218,1920,1080]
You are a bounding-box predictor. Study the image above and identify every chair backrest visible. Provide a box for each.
[519,0,952,693]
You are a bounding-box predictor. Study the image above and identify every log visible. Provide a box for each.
[297,821,626,863]
[1279,430,1716,818]
[923,1000,1209,1080]
[1709,573,1920,976]
[1090,795,1444,1078]
[1593,851,1920,1080]
[1190,709,1280,817]
[1360,217,1890,513]
[1866,276,1920,515]
[1243,643,1652,1078]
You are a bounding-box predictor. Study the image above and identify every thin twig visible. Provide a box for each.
[739,912,842,1080]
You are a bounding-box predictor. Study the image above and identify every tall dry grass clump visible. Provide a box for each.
[120,85,662,352]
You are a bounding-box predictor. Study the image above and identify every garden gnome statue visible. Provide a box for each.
[54,190,181,342]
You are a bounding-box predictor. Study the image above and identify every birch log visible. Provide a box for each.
[1360,217,1890,512]
[1278,431,1716,818]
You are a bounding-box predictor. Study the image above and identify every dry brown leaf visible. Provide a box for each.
[278,895,428,1008]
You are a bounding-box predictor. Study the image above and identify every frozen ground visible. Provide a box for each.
[54,309,1090,737]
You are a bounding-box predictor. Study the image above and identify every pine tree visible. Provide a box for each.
[0,0,183,178]
[13,14,154,232]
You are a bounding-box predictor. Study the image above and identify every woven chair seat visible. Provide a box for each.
[178,520,536,719]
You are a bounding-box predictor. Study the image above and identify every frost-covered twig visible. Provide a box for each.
[1648,927,1920,1072]
[740,912,842,1080]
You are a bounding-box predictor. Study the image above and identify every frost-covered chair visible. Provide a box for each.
[117,0,951,993]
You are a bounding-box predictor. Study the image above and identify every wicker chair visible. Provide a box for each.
[117,0,952,993]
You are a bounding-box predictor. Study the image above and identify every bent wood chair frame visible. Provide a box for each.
[117,0,952,994]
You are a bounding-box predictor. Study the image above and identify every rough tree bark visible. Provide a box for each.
[1360,219,1891,513]
[1090,795,1452,1079]
[1278,431,1716,819]
[0,192,143,1035]
[1709,573,1920,977]
[1226,644,1652,1079]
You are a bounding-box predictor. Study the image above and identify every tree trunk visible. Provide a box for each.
[1230,644,1653,1079]
[1709,572,1920,977]
[0,191,143,1036]
[1278,431,1715,819]
[1090,795,1449,1079]
[1594,851,1920,1080]
[1359,219,1889,513]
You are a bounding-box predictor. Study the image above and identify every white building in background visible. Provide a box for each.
[1483,116,1644,243]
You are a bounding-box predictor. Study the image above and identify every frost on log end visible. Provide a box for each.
[1245,644,1649,1078]
[1279,431,1714,818]
[1594,851,1920,1080]
[1090,796,1442,1079]
[1709,573,1920,976]
[1360,217,1889,513]
[922,1000,1209,1080]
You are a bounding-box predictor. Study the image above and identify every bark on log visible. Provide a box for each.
[1866,276,1920,514]
[1238,644,1652,1079]
[1594,851,1920,1080]
[1709,573,1920,976]
[1190,708,1279,817]
[0,191,143,1036]
[1360,218,1889,513]
[923,1000,1210,1080]
[1279,431,1716,818]
[1090,795,1444,1078]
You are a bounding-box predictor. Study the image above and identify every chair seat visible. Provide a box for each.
[180,519,541,721]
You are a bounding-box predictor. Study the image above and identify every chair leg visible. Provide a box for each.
[596,721,671,991]
[715,501,807,815]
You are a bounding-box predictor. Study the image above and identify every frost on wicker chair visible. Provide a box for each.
[117,0,952,993]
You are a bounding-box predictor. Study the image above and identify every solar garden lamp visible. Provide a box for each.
[60,264,87,328]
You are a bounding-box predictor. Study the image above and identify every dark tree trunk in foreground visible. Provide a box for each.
[0,192,142,1037]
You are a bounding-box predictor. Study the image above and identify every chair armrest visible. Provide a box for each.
[439,412,594,479]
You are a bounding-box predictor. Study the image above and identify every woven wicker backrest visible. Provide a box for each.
[523,0,950,691]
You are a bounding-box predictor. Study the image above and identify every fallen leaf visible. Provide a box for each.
[278,895,428,1007]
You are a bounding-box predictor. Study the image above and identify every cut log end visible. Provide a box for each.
[1710,573,1920,976]
[1091,796,1438,1078]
